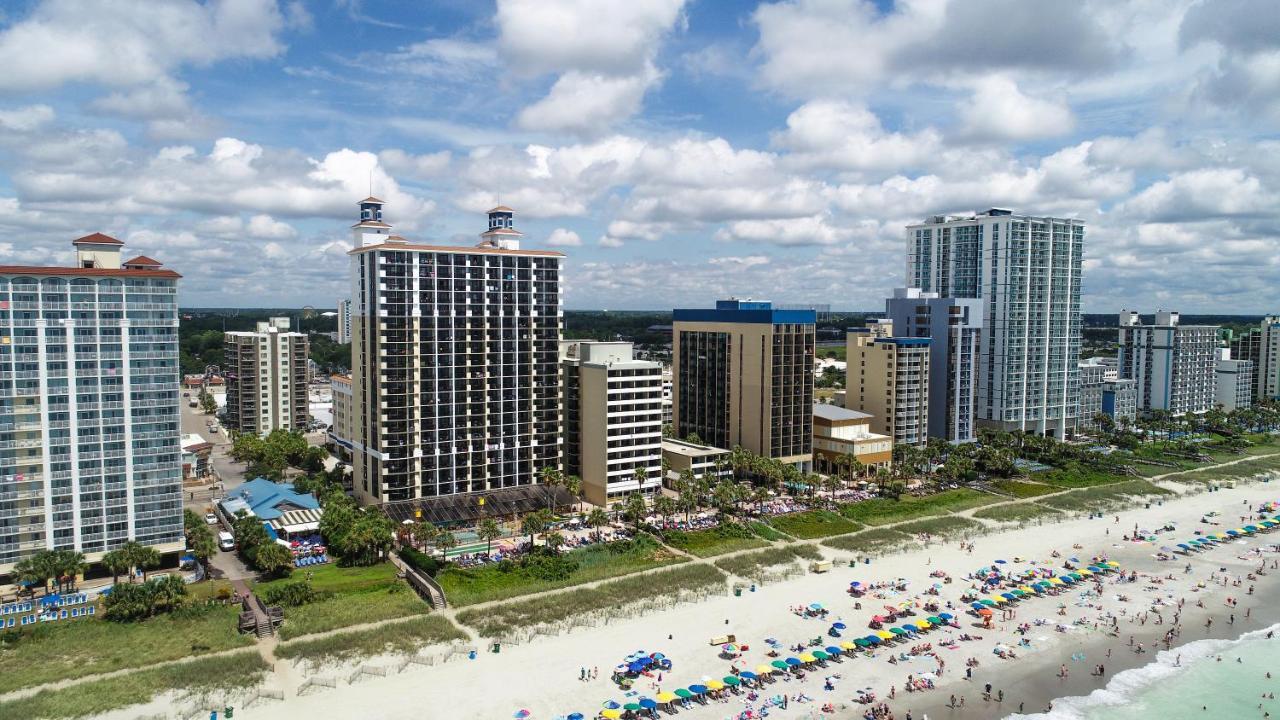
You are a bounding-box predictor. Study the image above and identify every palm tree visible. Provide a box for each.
[521,510,548,547]
[433,530,458,561]
[586,507,609,542]
[102,549,130,585]
[477,518,502,555]
[410,520,438,550]
[544,529,566,554]
[540,466,564,512]
[151,574,188,611]
[58,551,88,593]
[632,466,650,493]
[622,492,648,532]
[564,475,583,512]
[121,542,160,581]
[653,494,677,528]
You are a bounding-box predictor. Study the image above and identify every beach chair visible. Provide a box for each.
[5,617,12,628]
[59,610,67,620]
[88,606,95,616]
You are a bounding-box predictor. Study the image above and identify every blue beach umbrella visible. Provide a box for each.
[785,657,802,666]
[639,698,657,710]
[739,671,757,681]
[689,684,708,694]
[938,612,954,620]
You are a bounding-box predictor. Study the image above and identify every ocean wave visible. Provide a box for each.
[1007,621,1280,720]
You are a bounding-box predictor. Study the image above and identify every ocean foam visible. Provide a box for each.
[1007,621,1280,720]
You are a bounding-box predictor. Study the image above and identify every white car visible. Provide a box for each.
[204,513,218,525]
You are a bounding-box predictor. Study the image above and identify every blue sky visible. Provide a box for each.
[0,0,1277,311]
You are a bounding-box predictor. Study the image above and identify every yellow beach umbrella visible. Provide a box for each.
[657,692,677,703]
[876,630,894,640]
[915,619,931,629]
[1019,585,1035,593]
[1078,569,1093,577]
[602,710,623,720]
[989,596,1007,604]
[798,654,817,663]
[707,680,725,690]
[1050,577,1065,585]
[755,664,774,675]
[840,641,857,651]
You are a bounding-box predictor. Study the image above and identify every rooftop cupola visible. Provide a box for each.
[72,232,123,269]
[352,196,392,248]
[477,205,522,250]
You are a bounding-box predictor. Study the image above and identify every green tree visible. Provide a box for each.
[254,543,295,578]
[199,389,217,415]
[622,492,648,532]
[121,541,161,581]
[540,466,564,512]
[653,494,677,528]
[231,514,269,562]
[102,549,131,585]
[433,529,458,561]
[521,510,550,547]
[477,518,502,555]
[339,511,395,566]
[586,507,610,542]
[544,529,566,554]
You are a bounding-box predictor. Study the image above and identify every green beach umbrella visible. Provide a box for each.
[674,689,693,699]
[771,660,789,670]
[723,676,741,686]
[854,638,870,647]
[812,650,830,660]
[889,627,906,635]
[624,703,642,711]
[980,599,996,607]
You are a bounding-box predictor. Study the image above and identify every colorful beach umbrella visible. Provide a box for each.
[812,650,830,661]
[784,657,802,666]
[706,680,725,691]
[889,627,906,635]
[876,630,894,640]
[840,641,858,650]
[853,638,871,647]
[514,711,531,719]
[689,684,708,694]
[756,664,775,675]
[825,646,842,656]
[639,699,658,710]
[601,711,621,720]
[623,703,642,711]
[738,672,757,681]
[674,689,693,699]
[938,612,954,620]
[723,676,741,686]
[798,654,817,663]
[656,692,677,703]
[772,660,789,670]
[865,635,882,645]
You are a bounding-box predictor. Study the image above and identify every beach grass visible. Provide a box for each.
[838,489,999,526]
[455,564,727,638]
[254,560,401,595]
[894,515,986,540]
[0,650,268,720]
[711,545,823,579]
[276,615,467,666]
[821,527,915,556]
[438,536,686,608]
[277,583,429,640]
[1033,465,1129,489]
[0,603,251,695]
[768,510,862,539]
[972,502,1063,524]
[1159,452,1280,484]
[990,479,1061,498]
[662,523,771,557]
[1039,479,1173,513]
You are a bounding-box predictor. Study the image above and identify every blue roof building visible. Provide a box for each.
[218,478,320,521]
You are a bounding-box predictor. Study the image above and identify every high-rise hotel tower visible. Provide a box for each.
[0,235,183,574]
[347,199,564,505]
[906,209,1084,438]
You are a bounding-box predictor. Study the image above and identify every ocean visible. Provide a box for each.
[1012,622,1280,720]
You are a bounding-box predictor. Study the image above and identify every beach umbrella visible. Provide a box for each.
[772,660,790,670]
[1068,572,1083,580]
[757,664,775,675]
[656,693,677,703]
[723,676,741,686]
[689,683,708,694]
[926,616,942,624]
[1227,530,1240,536]
[640,698,657,710]
[623,703,642,712]
[798,654,817,663]
[674,689,693,699]
[914,619,930,630]
[739,672,757,681]
[995,559,1007,564]
[812,651,830,661]
[826,646,843,656]
[809,603,823,611]
[840,641,858,650]
[853,638,871,647]
[977,608,993,617]
[603,701,621,710]
[513,711,531,719]
[989,595,1007,604]
[876,630,895,640]
[865,635,882,645]
[1000,592,1016,601]
[784,657,802,666]
[980,599,997,607]
[568,714,584,720]
[889,627,906,635]
[938,612,954,620]
[601,711,622,720]
[971,602,986,611]
[706,680,725,691]
[1246,525,1258,532]
[832,622,847,630]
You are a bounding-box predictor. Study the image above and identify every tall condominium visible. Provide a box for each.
[1117,310,1218,416]
[884,288,982,443]
[560,341,662,505]
[328,373,354,460]
[348,199,563,504]
[0,235,183,574]
[1230,317,1280,402]
[1214,349,1254,412]
[672,300,814,469]
[846,331,931,446]
[337,299,352,344]
[1077,357,1137,427]
[906,209,1084,438]
[224,317,309,435]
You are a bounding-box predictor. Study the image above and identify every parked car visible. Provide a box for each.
[217,531,235,552]
[204,512,218,525]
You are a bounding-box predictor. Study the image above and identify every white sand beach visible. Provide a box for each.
[121,480,1280,720]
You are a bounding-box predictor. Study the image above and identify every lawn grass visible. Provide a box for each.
[276,615,467,666]
[663,523,770,557]
[252,560,430,640]
[1033,465,1128,489]
[821,527,914,556]
[455,564,727,638]
[838,489,998,526]
[769,510,862,539]
[438,536,686,608]
[895,516,986,540]
[972,503,1063,524]
[0,650,268,719]
[1039,479,1173,513]
[990,480,1061,499]
[0,604,251,695]
[748,521,790,542]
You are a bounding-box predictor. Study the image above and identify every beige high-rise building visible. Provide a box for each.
[328,374,353,460]
[846,331,931,447]
[348,199,563,505]
[672,300,815,468]
[560,341,663,506]
[224,317,309,435]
